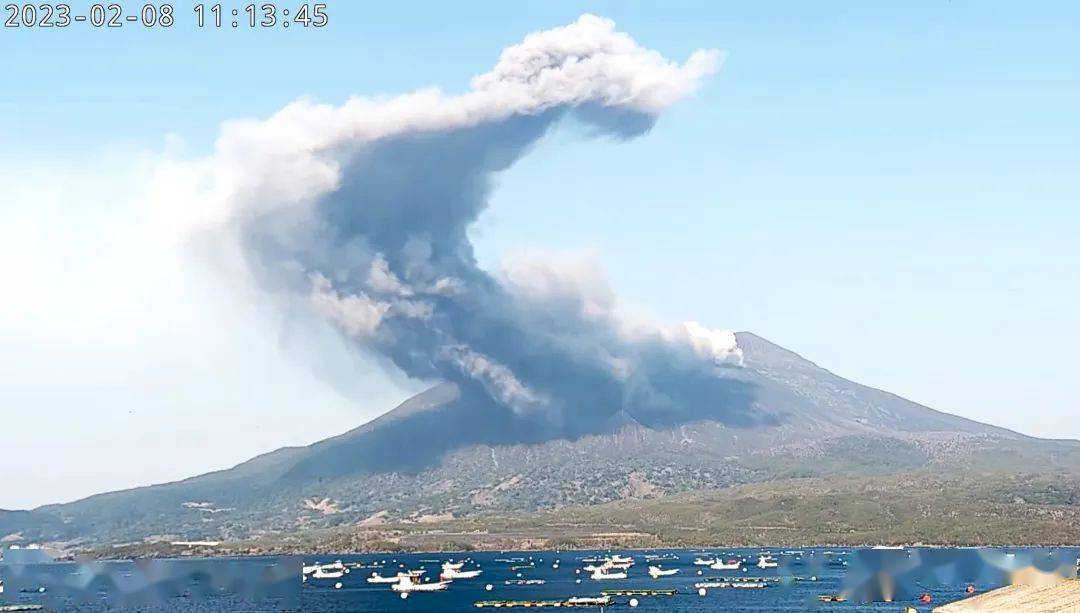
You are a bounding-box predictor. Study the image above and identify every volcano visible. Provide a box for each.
[4,332,1078,546]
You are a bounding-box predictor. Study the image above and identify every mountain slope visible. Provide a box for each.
[5,332,1078,547]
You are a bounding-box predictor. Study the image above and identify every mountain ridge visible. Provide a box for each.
[4,331,1077,548]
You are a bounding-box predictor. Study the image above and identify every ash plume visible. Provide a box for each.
[159,15,766,436]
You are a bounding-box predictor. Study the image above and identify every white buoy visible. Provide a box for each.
[553,564,559,569]
[698,588,707,596]
[485,584,493,591]
[697,570,702,575]
[400,592,409,600]
[575,579,581,584]
[811,576,817,581]
[575,569,581,574]
[334,582,342,589]
[629,598,639,607]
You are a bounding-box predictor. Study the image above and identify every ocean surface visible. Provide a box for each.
[3,547,1079,612]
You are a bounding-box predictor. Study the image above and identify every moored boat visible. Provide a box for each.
[710,558,742,570]
[756,554,778,569]
[504,579,546,586]
[648,565,679,578]
[392,576,450,592]
[311,567,344,579]
[440,564,482,580]
[590,568,627,580]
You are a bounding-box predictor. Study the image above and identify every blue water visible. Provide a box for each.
[3,547,1078,611]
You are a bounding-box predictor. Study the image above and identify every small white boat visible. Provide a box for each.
[609,554,633,564]
[440,565,482,580]
[311,567,344,579]
[696,580,770,589]
[693,557,717,566]
[711,559,742,571]
[443,560,465,570]
[590,569,627,580]
[304,560,345,575]
[505,579,546,586]
[648,565,679,578]
[583,564,605,572]
[392,576,450,592]
[756,555,778,569]
[366,572,402,584]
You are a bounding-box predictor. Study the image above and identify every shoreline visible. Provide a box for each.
[69,539,1080,562]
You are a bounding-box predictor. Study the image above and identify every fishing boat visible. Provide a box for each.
[696,580,770,589]
[367,572,403,584]
[392,575,450,592]
[590,568,627,580]
[693,556,717,566]
[609,554,633,564]
[304,560,346,575]
[648,565,679,578]
[311,567,344,579]
[443,560,465,571]
[756,555,778,569]
[582,564,605,572]
[440,563,482,580]
[504,579,546,586]
[710,558,742,570]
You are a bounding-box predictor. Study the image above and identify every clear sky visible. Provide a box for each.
[1,1,1078,509]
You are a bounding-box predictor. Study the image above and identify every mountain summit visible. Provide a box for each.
[4,332,1077,546]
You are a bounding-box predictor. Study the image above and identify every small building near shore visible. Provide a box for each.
[934,579,1080,612]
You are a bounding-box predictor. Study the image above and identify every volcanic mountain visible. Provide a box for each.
[4,332,1078,546]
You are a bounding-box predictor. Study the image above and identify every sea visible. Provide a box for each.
[2,547,1078,612]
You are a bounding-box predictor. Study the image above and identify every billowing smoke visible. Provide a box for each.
[159,15,763,438]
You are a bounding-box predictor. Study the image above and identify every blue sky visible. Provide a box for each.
[2,1,1078,509]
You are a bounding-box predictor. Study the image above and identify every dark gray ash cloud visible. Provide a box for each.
[171,15,771,440]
